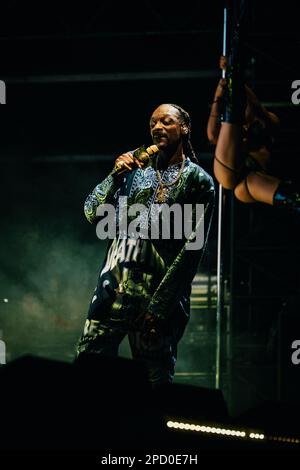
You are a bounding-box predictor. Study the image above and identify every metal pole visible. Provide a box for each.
[215,5,228,390]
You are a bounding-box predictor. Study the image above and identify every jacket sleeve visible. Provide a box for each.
[84,173,123,224]
[147,169,215,321]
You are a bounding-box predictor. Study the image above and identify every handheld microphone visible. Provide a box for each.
[112,144,159,176]
[133,144,159,164]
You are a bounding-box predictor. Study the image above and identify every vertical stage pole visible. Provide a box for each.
[215,5,228,390]
[215,0,247,392]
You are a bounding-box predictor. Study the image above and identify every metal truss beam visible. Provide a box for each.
[4,69,219,84]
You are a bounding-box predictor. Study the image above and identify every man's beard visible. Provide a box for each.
[157,141,180,165]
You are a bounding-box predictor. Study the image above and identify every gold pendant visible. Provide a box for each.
[156,186,167,204]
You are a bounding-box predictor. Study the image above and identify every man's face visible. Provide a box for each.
[149,104,184,150]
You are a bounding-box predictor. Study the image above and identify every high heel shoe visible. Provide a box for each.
[222,37,247,123]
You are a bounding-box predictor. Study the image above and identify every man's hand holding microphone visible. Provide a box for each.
[112,145,159,177]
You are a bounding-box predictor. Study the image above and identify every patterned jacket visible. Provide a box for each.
[84,156,215,324]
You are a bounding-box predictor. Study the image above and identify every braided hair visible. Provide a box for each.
[167,103,200,165]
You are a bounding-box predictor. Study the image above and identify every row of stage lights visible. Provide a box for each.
[166,420,300,446]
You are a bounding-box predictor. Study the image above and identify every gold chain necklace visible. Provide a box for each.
[155,154,186,204]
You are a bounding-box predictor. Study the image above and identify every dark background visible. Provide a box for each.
[0,0,299,416]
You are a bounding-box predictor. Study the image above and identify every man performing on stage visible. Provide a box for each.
[76,103,215,386]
